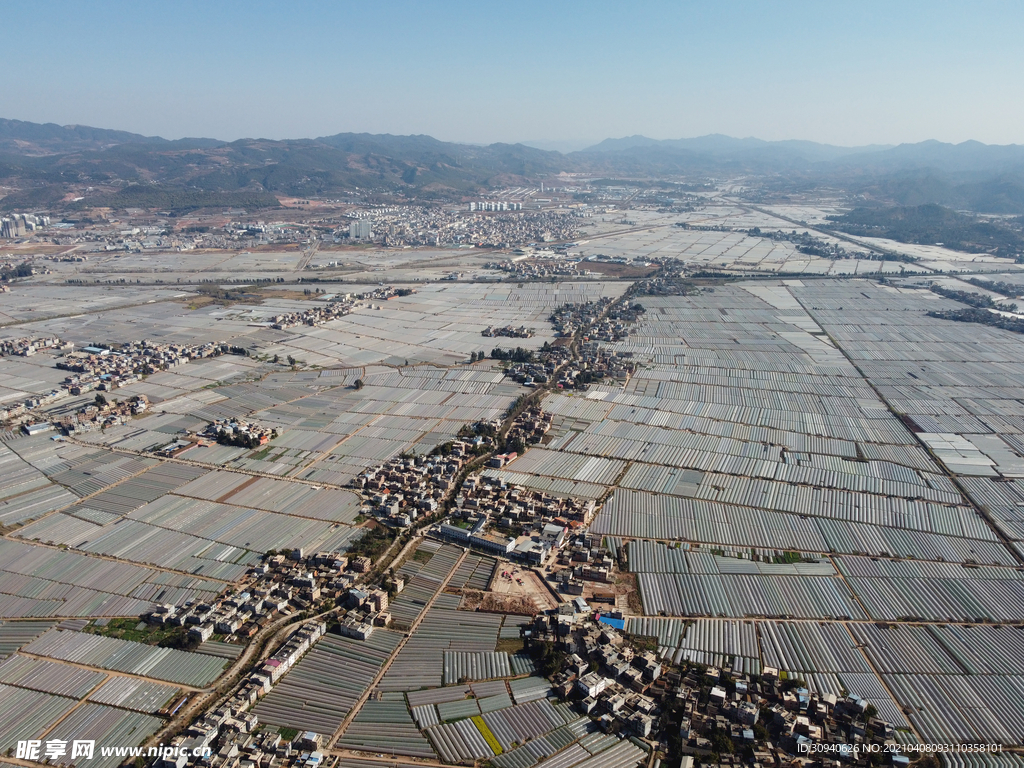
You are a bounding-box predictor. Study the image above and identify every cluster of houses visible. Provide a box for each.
[501,346,573,387]
[0,335,69,357]
[443,208,581,248]
[502,345,633,391]
[671,665,899,766]
[36,217,325,254]
[149,550,370,644]
[351,444,481,528]
[527,606,901,765]
[339,580,402,637]
[357,285,413,302]
[167,620,328,768]
[549,298,612,338]
[530,607,665,740]
[154,418,277,454]
[326,204,580,249]
[171,728,327,768]
[552,533,618,596]
[155,540,411,768]
[586,300,646,342]
[248,620,327,699]
[59,364,143,396]
[573,343,638,385]
[151,590,269,644]
[495,299,640,391]
[57,340,247,385]
[199,419,278,449]
[57,394,149,435]
[269,297,356,330]
[481,324,535,339]
[8,393,64,427]
[439,473,595,564]
[503,406,553,449]
[20,394,149,436]
[486,258,593,279]
[0,339,76,425]
[629,265,701,297]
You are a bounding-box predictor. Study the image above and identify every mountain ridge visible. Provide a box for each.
[2,118,1024,214]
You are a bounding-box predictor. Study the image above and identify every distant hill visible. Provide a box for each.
[579,135,1024,214]
[0,123,568,211]
[845,172,1024,216]
[582,134,893,162]
[825,203,1024,257]
[314,132,566,185]
[520,139,597,153]
[582,134,1024,173]
[0,118,220,155]
[2,117,1024,215]
[834,139,1024,174]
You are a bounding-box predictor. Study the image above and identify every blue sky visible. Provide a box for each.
[5,0,1023,147]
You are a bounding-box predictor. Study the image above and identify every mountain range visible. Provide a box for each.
[2,118,1024,214]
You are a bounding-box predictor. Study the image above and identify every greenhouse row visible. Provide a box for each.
[22,630,227,687]
[638,572,865,620]
[336,696,434,758]
[252,630,402,735]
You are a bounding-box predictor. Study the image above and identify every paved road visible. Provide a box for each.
[297,239,321,271]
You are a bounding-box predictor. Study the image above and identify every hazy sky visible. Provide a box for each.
[6,0,1023,147]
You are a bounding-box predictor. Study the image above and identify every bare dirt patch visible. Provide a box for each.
[459,589,539,616]
[176,285,264,307]
[496,636,525,654]
[266,289,320,301]
[250,243,301,252]
[488,566,560,612]
[2,243,69,255]
[582,261,658,278]
[615,571,642,614]
[177,295,220,310]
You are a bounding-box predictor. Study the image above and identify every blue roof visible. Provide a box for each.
[597,614,625,630]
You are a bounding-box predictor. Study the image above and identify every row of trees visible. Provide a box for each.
[489,347,536,362]
[929,284,1015,310]
[467,348,538,363]
[928,306,1024,334]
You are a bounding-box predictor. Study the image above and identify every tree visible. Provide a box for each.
[94,393,107,407]
[470,351,478,363]
[708,726,733,754]
[353,378,364,390]
[273,354,279,363]
[287,355,296,367]
[431,441,453,457]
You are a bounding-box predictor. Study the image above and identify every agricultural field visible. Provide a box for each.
[5,201,1024,757]
[475,277,1024,746]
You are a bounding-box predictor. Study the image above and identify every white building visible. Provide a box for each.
[576,671,610,698]
[349,220,373,240]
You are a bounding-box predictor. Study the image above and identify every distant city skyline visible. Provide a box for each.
[5,0,1023,147]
